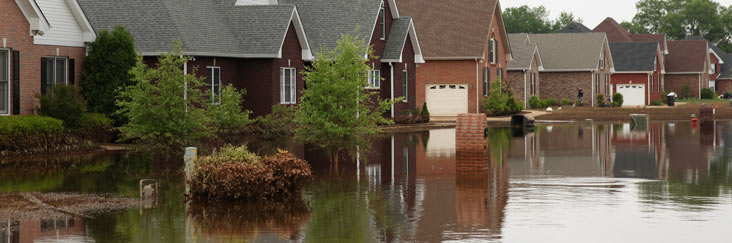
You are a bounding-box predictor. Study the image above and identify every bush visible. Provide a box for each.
[662,90,670,104]
[529,96,540,109]
[483,80,523,116]
[188,148,312,201]
[36,85,88,129]
[395,109,425,124]
[650,100,664,106]
[596,94,605,107]
[197,145,260,165]
[82,26,137,126]
[0,116,64,134]
[251,105,296,141]
[561,98,571,106]
[420,102,430,122]
[207,85,253,135]
[546,98,558,106]
[681,84,692,99]
[612,93,624,107]
[701,88,715,100]
[78,113,113,129]
[0,131,97,156]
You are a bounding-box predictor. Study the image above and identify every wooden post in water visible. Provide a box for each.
[184,147,197,194]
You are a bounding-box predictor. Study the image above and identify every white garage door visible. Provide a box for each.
[426,84,468,116]
[616,84,645,106]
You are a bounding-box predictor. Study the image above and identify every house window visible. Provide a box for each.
[497,68,503,90]
[207,66,221,104]
[489,36,496,64]
[595,73,600,94]
[280,67,296,104]
[712,64,717,74]
[599,52,605,69]
[402,70,408,103]
[530,72,536,95]
[482,68,489,96]
[380,7,386,40]
[367,70,381,89]
[44,57,67,94]
[650,75,654,93]
[661,76,665,91]
[0,50,7,114]
[605,74,610,94]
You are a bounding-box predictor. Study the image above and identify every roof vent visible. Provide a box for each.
[235,0,278,5]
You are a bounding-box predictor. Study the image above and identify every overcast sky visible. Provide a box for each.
[501,0,732,30]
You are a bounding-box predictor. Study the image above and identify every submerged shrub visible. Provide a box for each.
[250,105,296,141]
[36,85,88,129]
[188,148,312,201]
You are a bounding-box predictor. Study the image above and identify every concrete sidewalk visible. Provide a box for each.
[430,110,550,123]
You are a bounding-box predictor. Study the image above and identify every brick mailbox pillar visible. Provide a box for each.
[699,106,715,122]
[456,114,489,173]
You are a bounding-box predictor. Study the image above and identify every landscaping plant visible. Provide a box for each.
[295,32,396,168]
[682,84,692,99]
[701,88,716,100]
[36,85,88,129]
[612,92,624,107]
[561,98,571,106]
[117,42,211,152]
[420,102,430,123]
[206,85,252,135]
[82,26,137,126]
[529,96,540,109]
[596,94,605,107]
[484,80,523,116]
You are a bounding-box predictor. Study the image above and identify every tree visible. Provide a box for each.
[116,42,211,152]
[82,26,137,126]
[295,32,396,170]
[621,21,650,34]
[633,0,669,33]
[552,11,583,31]
[503,5,553,33]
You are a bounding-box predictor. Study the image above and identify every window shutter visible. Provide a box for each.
[68,59,75,85]
[12,51,20,115]
[41,58,47,95]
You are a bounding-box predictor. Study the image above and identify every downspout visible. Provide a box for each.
[390,62,395,118]
[476,58,480,113]
[182,56,188,113]
[647,73,651,106]
[699,73,702,99]
[523,70,528,108]
[591,71,595,107]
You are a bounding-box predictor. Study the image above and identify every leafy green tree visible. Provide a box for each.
[82,26,137,126]
[483,79,523,116]
[295,32,396,168]
[621,21,650,34]
[633,0,669,33]
[552,11,584,31]
[503,5,553,33]
[206,85,252,135]
[116,42,211,152]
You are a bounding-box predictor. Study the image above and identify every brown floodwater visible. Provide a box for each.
[1,121,731,242]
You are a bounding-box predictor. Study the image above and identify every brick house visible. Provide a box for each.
[523,33,613,106]
[1,0,96,115]
[709,45,725,92]
[279,0,425,119]
[665,40,711,99]
[609,42,664,106]
[506,33,543,107]
[711,46,732,94]
[79,0,314,117]
[397,0,512,116]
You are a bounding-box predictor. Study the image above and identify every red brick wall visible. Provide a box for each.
[539,72,592,104]
[717,79,732,94]
[479,8,509,112]
[665,74,701,99]
[275,22,305,111]
[507,71,525,105]
[391,35,417,117]
[1,0,85,115]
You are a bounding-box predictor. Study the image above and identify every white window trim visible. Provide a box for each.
[280,67,296,104]
[0,49,9,115]
[367,69,381,89]
[402,69,408,103]
[207,66,221,104]
[379,7,386,41]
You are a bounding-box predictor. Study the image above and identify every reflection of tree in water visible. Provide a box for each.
[304,179,379,242]
[186,199,311,241]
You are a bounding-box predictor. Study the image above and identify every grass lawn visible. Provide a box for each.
[676,98,730,104]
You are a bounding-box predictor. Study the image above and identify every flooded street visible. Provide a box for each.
[1,121,732,242]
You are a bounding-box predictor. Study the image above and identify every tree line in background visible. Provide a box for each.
[503,0,732,52]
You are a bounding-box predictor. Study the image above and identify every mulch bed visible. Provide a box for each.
[534,103,732,122]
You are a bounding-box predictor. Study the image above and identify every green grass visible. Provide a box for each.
[677,98,727,104]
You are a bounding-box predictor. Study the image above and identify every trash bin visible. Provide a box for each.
[667,92,677,107]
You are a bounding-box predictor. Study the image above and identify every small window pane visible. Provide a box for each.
[0,51,6,113]
[402,70,408,102]
[55,58,66,84]
[0,51,6,81]
[284,69,292,103]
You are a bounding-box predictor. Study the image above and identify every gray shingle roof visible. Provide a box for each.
[507,43,538,70]
[508,33,529,46]
[711,45,732,79]
[609,42,658,72]
[78,0,296,57]
[558,22,592,33]
[279,0,381,55]
[382,17,411,61]
[528,33,608,71]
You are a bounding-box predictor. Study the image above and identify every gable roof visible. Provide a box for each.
[507,43,541,70]
[710,45,732,79]
[632,34,668,53]
[78,0,311,59]
[527,32,609,71]
[14,0,51,35]
[382,17,411,61]
[592,18,633,42]
[609,42,659,72]
[279,0,381,55]
[397,0,511,59]
[666,40,708,73]
[558,22,592,33]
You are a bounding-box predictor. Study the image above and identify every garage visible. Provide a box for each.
[426,84,468,116]
[616,84,645,106]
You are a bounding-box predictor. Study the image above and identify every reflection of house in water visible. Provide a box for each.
[665,122,718,183]
[0,217,89,243]
[611,123,666,179]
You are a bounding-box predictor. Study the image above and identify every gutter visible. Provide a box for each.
[390,62,395,118]
[476,58,480,113]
